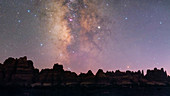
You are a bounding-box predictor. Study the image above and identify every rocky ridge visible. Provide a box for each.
[0,56,169,87]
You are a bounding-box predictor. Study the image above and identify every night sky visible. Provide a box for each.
[0,0,170,74]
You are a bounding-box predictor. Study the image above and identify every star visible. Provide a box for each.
[17,20,21,23]
[40,43,43,47]
[17,12,20,15]
[124,4,127,7]
[67,67,71,71]
[160,21,162,24]
[98,26,101,29]
[69,18,73,22]
[27,9,31,13]
[106,3,109,6]
[125,17,128,20]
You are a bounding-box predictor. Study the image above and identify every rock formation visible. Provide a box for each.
[79,70,95,85]
[1,56,38,86]
[0,56,170,87]
[146,68,167,82]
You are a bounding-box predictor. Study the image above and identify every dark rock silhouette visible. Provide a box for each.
[0,56,170,87]
[36,63,78,86]
[145,68,168,85]
[146,68,167,82]
[0,63,4,82]
[2,56,39,86]
[79,70,95,85]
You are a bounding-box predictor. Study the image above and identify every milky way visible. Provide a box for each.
[37,0,115,72]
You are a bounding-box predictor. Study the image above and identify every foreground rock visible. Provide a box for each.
[0,56,170,87]
[2,56,39,86]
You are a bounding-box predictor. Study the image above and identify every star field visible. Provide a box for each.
[0,0,170,74]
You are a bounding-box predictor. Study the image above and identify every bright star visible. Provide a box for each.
[98,26,101,29]
[40,43,43,47]
[69,18,73,21]
[127,66,130,69]
[68,67,71,71]
[27,10,31,13]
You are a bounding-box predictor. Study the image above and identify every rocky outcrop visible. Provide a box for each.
[79,70,95,85]
[12,57,38,86]
[146,68,167,82]
[0,56,170,87]
[3,57,16,82]
[1,56,38,86]
[95,69,110,85]
[37,64,78,86]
